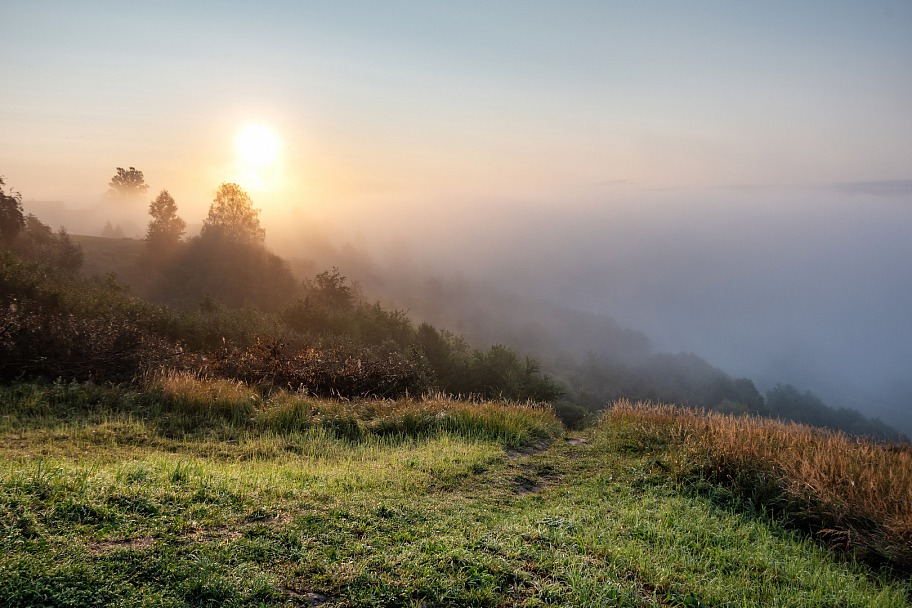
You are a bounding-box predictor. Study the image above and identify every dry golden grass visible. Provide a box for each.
[604,400,912,572]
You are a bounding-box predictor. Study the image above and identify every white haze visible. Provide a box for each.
[270,180,912,434]
[22,178,912,434]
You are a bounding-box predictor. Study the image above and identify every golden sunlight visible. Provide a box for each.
[236,123,280,167]
[234,123,281,190]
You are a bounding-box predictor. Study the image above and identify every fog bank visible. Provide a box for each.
[22,178,912,433]
[267,181,912,433]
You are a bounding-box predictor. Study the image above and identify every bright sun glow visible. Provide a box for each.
[234,123,282,191]
[236,123,280,168]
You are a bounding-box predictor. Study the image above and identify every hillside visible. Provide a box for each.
[67,234,906,441]
[1,381,909,607]
[71,235,147,284]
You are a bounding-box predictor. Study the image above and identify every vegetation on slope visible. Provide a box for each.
[67,231,904,440]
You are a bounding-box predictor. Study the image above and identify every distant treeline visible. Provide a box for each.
[0,176,903,440]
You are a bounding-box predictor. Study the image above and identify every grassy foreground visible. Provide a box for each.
[0,381,909,607]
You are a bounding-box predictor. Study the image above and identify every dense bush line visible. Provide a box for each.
[184,339,429,399]
[0,250,562,405]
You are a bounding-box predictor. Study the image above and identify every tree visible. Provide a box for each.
[309,267,355,310]
[200,183,265,244]
[101,221,125,238]
[146,189,185,251]
[0,176,25,247]
[107,167,149,198]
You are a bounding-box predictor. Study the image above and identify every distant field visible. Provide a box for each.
[71,234,146,284]
[1,379,908,607]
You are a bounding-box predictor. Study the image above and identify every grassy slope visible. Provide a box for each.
[0,385,908,607]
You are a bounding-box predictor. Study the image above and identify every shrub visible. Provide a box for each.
[550,400,593,429]
[0,307,177,384]
[184,338,430,399]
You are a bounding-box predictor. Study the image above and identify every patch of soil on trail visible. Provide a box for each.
[506,439,553,459]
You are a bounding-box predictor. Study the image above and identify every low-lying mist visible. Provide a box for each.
[23,178,912,434]
[269,181,912,433]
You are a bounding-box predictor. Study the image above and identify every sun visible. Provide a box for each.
[234,123,282,190]
[236,123,280,168]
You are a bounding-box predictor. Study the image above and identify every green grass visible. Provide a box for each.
[0,382,909,607]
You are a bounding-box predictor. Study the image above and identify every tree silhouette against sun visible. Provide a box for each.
[201,183,265,245]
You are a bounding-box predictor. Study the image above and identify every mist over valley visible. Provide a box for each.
[17,174,911,436]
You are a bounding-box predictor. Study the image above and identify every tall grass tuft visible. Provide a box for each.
[257,391,562,447]
[603,400,912,573]
[149,370,258,424]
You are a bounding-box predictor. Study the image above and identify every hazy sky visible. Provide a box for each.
[3,1,911,216]
[3,2,911,429]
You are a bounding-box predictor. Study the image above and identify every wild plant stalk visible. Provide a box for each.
[606,400,912,572]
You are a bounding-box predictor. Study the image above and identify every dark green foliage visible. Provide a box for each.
[282,272,563,402]
[0,306,176,383]
[550,400,593,429]
[415,322,471,389]
[730,377,766,411]
[283,268,356,338]
[283,268,412,350]
[153,233,297,312]
[150,183,288,311]
[308,267,354,310]
[413,323,562,402]
[1,252,144,320]
[0,253,176,383]
[9,215,83,274]
[463,345,563,403]
[155,303,286,351]
[0,176,25,246]
[640,353,749,407]
[356,303,414,350]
